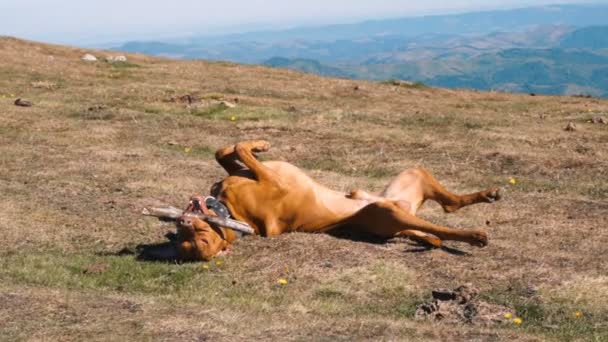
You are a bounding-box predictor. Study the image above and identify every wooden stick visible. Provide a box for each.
[142,206,255,235]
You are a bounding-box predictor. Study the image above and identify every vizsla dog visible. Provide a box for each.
[177,140,501,260]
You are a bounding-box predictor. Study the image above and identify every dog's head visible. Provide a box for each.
[175,195,232,261]
[176,214,231,261]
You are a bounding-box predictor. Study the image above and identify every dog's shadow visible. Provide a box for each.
[106,232,182,262]
[328,226,470,256]
[113,228,468,262]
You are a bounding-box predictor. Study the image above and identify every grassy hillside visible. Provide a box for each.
[1,37,607,341]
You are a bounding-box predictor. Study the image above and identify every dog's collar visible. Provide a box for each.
[192,196,243,239]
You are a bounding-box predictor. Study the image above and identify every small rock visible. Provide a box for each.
[171,94,199,104]
[121,300,143,313]
[14,98,32,107]
[106,55,128,63]
[392,80,415,87]
[81,53,97,62]
[219,100,237,108]
[529,92,536,96]
[564,122,577,131]
[432,289,457,301]
[31,80,57,90]
[88,104,107,111]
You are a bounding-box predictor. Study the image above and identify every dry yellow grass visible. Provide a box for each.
[0,36,607,341]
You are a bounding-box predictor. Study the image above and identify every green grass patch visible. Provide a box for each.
[189,103,229,118]
[0,250,423,321]
[0,250,283,312]
[101,62,139,80]
[308,262,422,319]
[143,107,162,114]
[480,285,606,341]
[0,251,202,294]
[584,183,608,199]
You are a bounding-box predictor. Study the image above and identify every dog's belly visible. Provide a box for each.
[216,161,369,234]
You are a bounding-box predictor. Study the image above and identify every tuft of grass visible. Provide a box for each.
[382,80,429,89]
[314,287,347,300]
[584,184,608,199]
[464,122,483,129]
[189,103,230,118]
[399,113,456,127]
[143,107,162,114]
[70,109,115,121]
[109,61,140,69]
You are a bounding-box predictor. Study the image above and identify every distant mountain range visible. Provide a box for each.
[115,4,608,97]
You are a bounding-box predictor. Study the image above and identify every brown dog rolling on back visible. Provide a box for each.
[177,140,501,260]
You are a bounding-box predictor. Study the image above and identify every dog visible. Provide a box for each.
[176,140,501,260]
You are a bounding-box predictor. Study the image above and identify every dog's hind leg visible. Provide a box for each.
[396,229,442,248]
[381,168,501,213]
[215,145,244,175]
[344,200,488,247]
[229,140,287,192]
[215,141,284,189]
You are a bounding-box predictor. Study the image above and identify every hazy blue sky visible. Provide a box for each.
[0,0,602,45]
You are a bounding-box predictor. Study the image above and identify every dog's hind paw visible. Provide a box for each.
[251,141,270,153]
[481,187,501,203]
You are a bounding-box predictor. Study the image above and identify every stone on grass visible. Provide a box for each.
[82,53,97,62]
[14,98,32,107]
[219,100,237,108]
[564,122,577,131]
[106,55,128,63]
